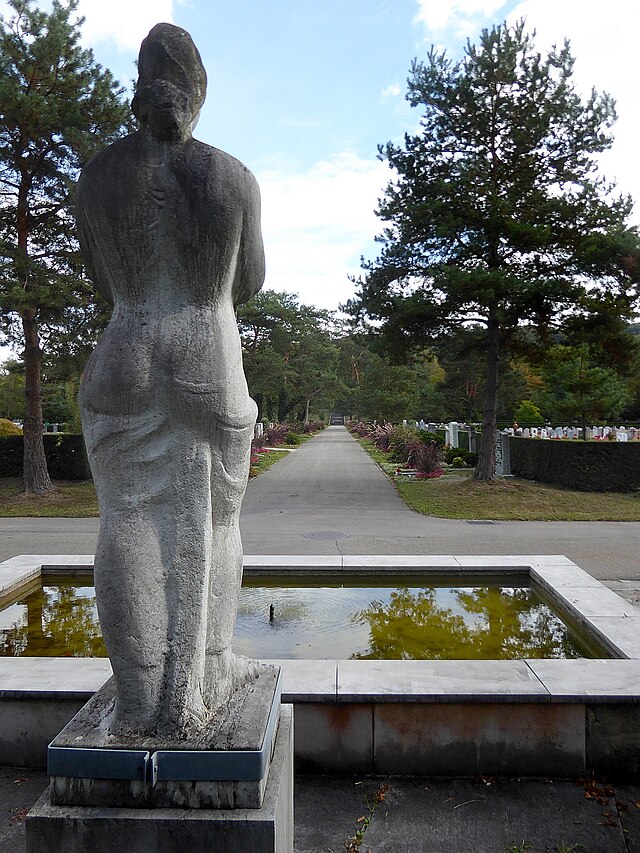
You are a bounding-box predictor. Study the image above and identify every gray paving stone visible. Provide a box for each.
[363,778,629,853]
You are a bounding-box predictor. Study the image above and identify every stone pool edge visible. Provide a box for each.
[2,554,640,777]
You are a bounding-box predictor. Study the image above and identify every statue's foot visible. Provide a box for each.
[204,648,262,714]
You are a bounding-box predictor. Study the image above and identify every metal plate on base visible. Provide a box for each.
[151,670,281,783]
[48,747,150,781]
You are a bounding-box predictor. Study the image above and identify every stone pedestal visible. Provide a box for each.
[26,704,293,853]
[26,668,294,852]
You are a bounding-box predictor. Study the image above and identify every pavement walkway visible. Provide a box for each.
[0,426,639,583]
[3,768,640,852]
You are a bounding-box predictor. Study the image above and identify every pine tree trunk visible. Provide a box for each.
[475,315,500,481]
[304,398,310,425]
[22,309,53,495]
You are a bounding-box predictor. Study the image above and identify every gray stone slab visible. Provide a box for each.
[26,706,294,853]
[554,585,640,619]
[362,778,628,853]
[342,555,459,568]
[0,658,111,698]
[454,555,546,568]
[589,617,640,658]
[532,563,609,588]
[0,766,49,853]
[337,659,550,702]
[615,786,640,853]
[527,658,640,702]
[293,775,389,853]
[262,660,337,701]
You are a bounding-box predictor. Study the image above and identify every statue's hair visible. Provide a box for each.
[132,23,207,116]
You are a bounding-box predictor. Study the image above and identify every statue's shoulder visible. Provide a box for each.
[190,139,259,191]
[80,134,141,184]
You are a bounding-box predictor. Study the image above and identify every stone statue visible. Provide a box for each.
[76,23,265,739]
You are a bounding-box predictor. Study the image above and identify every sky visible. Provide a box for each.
[2,0,640,320]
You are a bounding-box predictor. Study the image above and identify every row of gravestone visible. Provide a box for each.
[504,425,639,442]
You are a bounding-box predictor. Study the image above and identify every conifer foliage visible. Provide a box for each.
[0,0,129,492]
[349,21,639,480]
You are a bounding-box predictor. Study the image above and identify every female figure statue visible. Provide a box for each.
[76,23,265,738]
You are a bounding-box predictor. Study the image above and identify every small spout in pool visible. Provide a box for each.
[269,603,275,623]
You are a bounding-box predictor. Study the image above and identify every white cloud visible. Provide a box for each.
[414,0,508,33]
[257,153,389,310]
[381,83,402,99]
[508,1,640,221]
[0,0,173,50]
[77,0,174,52]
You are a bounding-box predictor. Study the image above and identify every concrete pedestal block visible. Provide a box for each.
[47,668,281,809]
[26,704,294,853]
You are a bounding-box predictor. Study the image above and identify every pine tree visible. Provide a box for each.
[348,21,639,480]
[0,0,129,493]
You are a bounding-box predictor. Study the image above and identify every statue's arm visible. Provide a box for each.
[75,166,114,304]
[232,168,265,307]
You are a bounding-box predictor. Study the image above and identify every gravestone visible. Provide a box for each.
[494,431,511,476]
[27,23,292,853]
[468,427,477,452]
[447,421,459,448]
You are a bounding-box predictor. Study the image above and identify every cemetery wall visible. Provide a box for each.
[509,437,640,492]
[0,434,91,480]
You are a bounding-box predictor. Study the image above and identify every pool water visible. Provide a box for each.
[0,574,605,660]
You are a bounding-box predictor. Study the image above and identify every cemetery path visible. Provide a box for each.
[0,426,638,582]
[239,426,640,583]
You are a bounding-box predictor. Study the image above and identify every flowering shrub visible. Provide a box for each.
[405,436,445,475]
[370,423,393,451]
[349,421,373,438]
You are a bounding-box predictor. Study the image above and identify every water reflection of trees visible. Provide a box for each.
[352,587,580,660]
[0,586,106,657]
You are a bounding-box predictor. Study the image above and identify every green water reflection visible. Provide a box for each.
[0,575,605,660]
[0,577,105,657]
[351,587,588,660]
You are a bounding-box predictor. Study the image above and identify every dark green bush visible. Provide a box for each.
[285,431,302,445]
[510,437,640,492]
[0,434,91,480]
[445,446,477,466]
[420,431,445,446]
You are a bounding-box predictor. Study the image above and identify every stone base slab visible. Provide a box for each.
[26,704,294,853]
[49,665,281,809]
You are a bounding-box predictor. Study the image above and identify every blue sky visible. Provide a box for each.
[3,0,640,315]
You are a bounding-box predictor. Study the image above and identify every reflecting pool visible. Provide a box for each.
[0,574,606,660]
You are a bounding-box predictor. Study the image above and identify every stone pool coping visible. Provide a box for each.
[1,553,640,705]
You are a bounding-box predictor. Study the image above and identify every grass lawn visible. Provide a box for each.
[358,438,640,521]
[249,448,291,477]
[0,478,99,517]
[0,446,296,517]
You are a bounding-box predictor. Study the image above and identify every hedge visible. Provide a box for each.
[509,437,640,493]
[0,434,91,480]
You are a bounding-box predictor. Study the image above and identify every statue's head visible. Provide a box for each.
[132,23,207,141]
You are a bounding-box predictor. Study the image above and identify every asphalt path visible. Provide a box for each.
[0,426,638,581]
